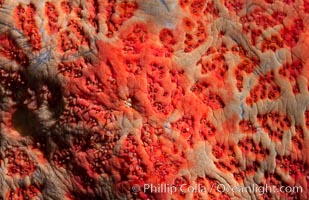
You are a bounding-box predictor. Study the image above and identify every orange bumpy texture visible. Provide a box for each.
[0,0,308,199]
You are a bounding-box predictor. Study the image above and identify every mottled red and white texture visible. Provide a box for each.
[0,0,308,199]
